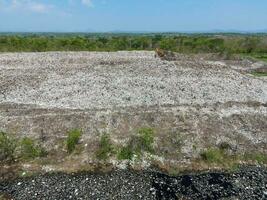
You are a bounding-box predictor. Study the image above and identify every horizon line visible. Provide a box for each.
[1,30,267,34]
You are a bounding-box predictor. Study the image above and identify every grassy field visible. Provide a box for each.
[241,53,267,63]
[251,72,267,77]
[251,54,267,62]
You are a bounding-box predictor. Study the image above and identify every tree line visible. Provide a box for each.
[0,34,267,54]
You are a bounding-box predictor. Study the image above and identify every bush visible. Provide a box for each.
[200,148,225,164]
[117,146,134,160]
[66,129,82,154]
[20,138,47,160]
[116,127,155,160]
[0,131,17,162]
[96,134,113,160]
[137,128,154,153]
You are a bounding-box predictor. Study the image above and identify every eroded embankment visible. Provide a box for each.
[0,101,266,170]
[0,51,267,182]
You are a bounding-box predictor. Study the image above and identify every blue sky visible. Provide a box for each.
[0,0,267,32]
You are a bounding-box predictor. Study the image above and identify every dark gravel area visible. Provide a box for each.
[0,166,266,200]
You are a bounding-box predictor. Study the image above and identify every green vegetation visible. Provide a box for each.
[244,152,267,164]
[250,72,267,77]
[96,134,114,160]
[0,34,267,54]
[249,53,267,62]
[137,128,155,153]
[66,129,82,154]
[117,128,155,160]
[0,131,47,162]
[200,148,227,164]
[20,138,47,160]
[117,146,134,160]
[200,143,236,167]
[200,145,267,168]
[0,131,17,162]
[94,128,155,161]
[1,127,266,169]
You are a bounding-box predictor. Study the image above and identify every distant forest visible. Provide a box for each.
[0,33,267,54]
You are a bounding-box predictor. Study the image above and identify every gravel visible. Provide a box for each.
[1,166,266,200]
[0,51,266,110]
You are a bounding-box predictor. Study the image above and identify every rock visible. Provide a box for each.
[1,166,266,200]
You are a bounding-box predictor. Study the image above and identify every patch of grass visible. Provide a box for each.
[116,127,155,160]
[20,138,47,160]
[66,129,82,154]
[200,146,267,168]
[243,152,267,164]
[251,54,267,62]
[200,148,226,164]
[117,146,134,160]
[241,53,267,63]
[250,72,267,77]
[0,131,17,162]
[96,134,114,160]
[137,127,155,153]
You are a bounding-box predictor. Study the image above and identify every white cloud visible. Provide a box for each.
[28,2,53,13]
[81,0,93,7]
[0,0,93,14]
[1,0,54,13]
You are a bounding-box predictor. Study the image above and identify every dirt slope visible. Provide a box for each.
[0,51,266,172]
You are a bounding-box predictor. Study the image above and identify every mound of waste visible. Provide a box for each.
[0,51,266,172]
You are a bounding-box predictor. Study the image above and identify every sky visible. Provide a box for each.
[0,0,267,32]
